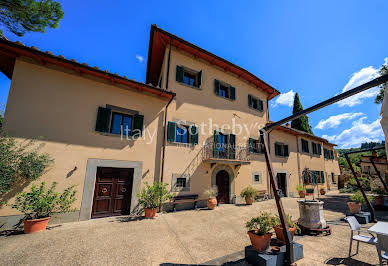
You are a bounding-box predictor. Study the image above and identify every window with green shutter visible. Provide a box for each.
[248,94,264,112]
[214,79,236,101]
[229,134,236,159]
[95,106,111,133]
[176,65,202,88]
[301,139,309,153]
[167,121,199,145]
[274,142,289,157]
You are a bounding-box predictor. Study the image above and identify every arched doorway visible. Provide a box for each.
[216,170,230,203]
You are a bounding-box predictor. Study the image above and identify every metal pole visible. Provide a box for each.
[261,129,294,265]
[344,154,376,222]
[370,158,388,193]
[265,74,388,131]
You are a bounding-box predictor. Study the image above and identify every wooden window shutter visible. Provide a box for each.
[248,95,253,107]
[229,86,236,100]
[95,106,111,133]
[176,66,184,82]
[213,130,219,158]
[284,145,289,156]
[275,143,280,156]
[259,99,264,112]
[197,70,202,87]
[190,125,199,145]
[248,138,254,153]
[321,171,325,183]
[318,144,322,155]
[167,121,176,142]
[132,114,144,136]
[214,79,220,95]
[229,134,236,159]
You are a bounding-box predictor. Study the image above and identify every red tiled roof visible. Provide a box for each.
[146,25,280,100]
[0,36,175,99]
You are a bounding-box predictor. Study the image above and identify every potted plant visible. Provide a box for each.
[320,188,326,195]
[296,184,305,198]
[246,212,273,252]
[240,186,257,205]
[373,188,386,206]
[347,191,372,214]
[11,181,77,234]
[305,187,314,196]
[137,182,172,218]
[204,187,218,210]
[271,214,301,244]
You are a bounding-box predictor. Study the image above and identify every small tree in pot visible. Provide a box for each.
[240,186,257,205]
[204,187,218,210]
[271,214,300,244]
[347,191,372,214]
[11,181,77,233]
[296,184,305,198]
[137,182,172,218]
[246,212,273,252]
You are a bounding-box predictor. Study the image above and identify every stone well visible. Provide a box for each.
[297,200,327,229]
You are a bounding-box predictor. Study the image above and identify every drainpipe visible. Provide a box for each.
[296,135,301,185]
[160,38,173,183]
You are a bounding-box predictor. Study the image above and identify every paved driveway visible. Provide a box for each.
[1,193,385,265]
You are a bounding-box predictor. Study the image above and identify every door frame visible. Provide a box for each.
[215,169,230,203]
[79,159,142,221]
[211,164,235,203]
[274,170,289,197]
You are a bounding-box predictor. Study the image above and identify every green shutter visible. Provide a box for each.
[229,86,236,100]
[176,66,184,82]
[214,79,220,95]
[318,144,322,155]
[132,114,144,136]
[275,143,280,156]
[190,125,199,145]
[312,171,316,184]
[197,71,202,87]
[284,145,289,157]
[213,130,219,158]
[248,138,254,153]
[248,95,253,108]
[167,121,176,142]
[259,100,264,112]
[229,134,236,159]
[95,107,111,133]
[321,171,325,183]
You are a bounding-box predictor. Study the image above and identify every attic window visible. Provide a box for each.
[176,66,202,88]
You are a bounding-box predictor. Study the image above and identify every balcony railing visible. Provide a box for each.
[202,141,251,162]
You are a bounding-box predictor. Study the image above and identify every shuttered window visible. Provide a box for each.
[214,79,236,100]
[249,137,264,154]
[167,121,199,145]
[301,139,309,153]
[248,94,264,112]
[176,65,202,88]
[274,142,289,157]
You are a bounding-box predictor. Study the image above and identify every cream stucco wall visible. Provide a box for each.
[1,58,168,216]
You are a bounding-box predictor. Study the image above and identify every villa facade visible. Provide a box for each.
[0,25,340,225]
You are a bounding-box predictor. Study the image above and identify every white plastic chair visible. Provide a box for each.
[344,216,377,257]
[376,233,388,266]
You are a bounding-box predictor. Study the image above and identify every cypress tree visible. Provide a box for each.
[291,93,314,134]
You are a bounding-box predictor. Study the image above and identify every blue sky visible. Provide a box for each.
[0,0,387,148]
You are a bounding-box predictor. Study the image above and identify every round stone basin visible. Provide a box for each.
[297,200,327,229]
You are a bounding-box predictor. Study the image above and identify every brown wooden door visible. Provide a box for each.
[276,173,287,197]
[92,167,133,218]
[216,170,230,204]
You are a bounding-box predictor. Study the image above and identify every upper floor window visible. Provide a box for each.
[324,148,334,160]
[167,121,199,145]
[214,79,235,100]
[312,142,321,155]
[249,137,264,154]
[301,139,309,153]
[274,142,289,157]
[176,66,202,88]
[111,112,132,135]
[248,95,264,112]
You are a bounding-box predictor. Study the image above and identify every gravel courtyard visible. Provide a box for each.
[1,192,386,266]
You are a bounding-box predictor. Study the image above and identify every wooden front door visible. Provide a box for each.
[92,167,134,218]
[276,173,287,197]
[216,170,230,204]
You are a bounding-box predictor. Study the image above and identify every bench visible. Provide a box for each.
[255,190,270,201]
[170,194,202,212]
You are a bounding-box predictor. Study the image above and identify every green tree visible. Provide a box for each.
[0,0,64,37]
[291,93,314,134]
[374,61,388,104]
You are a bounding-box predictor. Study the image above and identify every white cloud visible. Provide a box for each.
[271,90,295,107]
[315,112,364,130]
[321,116,383,148]
[135,54,144,63]
[337,57,388,107]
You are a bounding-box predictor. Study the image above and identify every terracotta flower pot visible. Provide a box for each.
[23,217,51,234]
[374,196,384,206]
[298,191,305,198]
[144,208,157,218]
[347,202,362,214]
[320,189,326,195]
[247,231,272,252]
[273,226,296,244]
[207,197,217,210]
[245,197,254,205]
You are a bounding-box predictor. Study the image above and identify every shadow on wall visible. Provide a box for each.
[0,175,35,210]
